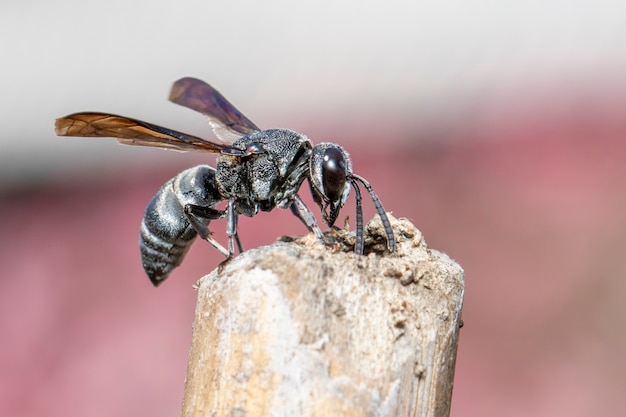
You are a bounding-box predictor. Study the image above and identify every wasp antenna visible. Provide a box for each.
[350,179,364,255]
[350,174,396,253]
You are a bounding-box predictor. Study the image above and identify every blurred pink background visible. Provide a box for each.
[2,2,626,416]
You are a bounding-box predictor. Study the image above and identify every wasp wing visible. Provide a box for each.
[55,112,241,154]
[169,77,260,142]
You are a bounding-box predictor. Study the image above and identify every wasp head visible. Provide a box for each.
[308,143,352,227]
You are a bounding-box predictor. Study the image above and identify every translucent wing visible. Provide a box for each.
[55,112,241,154]
[169,77,260,142]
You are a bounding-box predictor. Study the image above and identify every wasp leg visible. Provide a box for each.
[215,198,242,272]
[226,198,239,257]
[290,194,325,241]
[351,181,365,255]
[350,174,396,253]
[184,204,230,257]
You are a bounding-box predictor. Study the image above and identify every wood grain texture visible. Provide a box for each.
[181,215,464,417]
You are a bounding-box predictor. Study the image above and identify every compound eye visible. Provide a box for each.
[322,147,347,201]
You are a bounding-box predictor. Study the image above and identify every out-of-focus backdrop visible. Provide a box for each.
[2,1,625,416]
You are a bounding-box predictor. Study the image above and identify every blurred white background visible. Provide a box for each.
[2,0,625,188]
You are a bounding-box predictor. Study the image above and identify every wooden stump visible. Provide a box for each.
[181,215,464,417]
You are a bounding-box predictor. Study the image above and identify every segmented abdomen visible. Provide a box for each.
[139,165,221,286]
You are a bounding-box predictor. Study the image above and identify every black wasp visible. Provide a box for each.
[55,77,395,286]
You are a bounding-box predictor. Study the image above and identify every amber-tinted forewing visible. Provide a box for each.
[169,77,260,139]
[55,112,234,153]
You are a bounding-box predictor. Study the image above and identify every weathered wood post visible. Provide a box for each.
[181,215,464,417]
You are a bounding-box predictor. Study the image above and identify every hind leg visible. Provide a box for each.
[184,204,230,257]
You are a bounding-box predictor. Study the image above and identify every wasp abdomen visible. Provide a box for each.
[140,166,222,286]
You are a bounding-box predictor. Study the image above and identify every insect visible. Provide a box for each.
[55,77,395,286]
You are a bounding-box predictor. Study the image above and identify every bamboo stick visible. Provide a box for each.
[181,215,464,417]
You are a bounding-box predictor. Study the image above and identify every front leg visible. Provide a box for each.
[290,194,325,241]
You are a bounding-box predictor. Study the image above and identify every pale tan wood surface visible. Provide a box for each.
[181,215,464,417]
